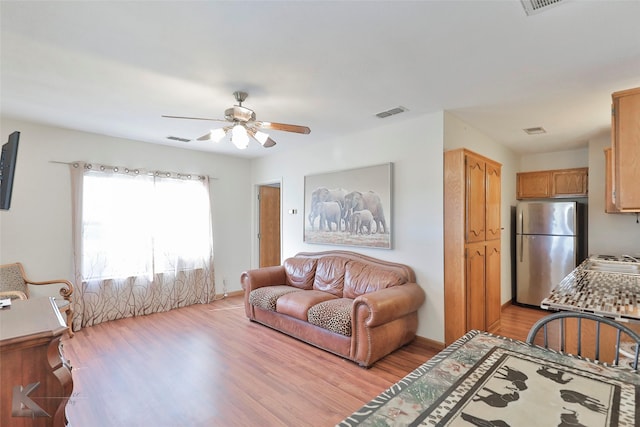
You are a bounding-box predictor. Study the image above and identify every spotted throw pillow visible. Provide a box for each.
[249,285,302,312]
[307,298,353,337]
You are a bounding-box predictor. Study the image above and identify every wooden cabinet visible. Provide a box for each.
[516,168,588,199]
[0,298,73,427]
[611,87,640,212]
[444,148,502,345]
[516,171,550,199]
[604,147,620,213]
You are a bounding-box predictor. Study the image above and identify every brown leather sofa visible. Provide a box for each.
[241,250,425,367]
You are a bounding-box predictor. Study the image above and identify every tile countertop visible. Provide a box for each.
[541,258,640,322]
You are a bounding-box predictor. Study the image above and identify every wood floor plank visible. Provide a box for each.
[62,296,546,426]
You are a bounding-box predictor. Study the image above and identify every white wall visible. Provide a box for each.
[252,112,446,341]
[443,112,520,306]
[520,148,589,171]
[588,132,640,256]
[0,118,253,296]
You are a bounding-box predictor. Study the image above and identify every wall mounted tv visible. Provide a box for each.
[0,131,20,210]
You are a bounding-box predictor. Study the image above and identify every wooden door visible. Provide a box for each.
[516,171,550,199]
[613,88,640,210]
[485,240,501,332]
[551,168,588,197]
[466,242,486,331]
[465,155,486,243]
[485,161,501,241]
[259,185,281,268]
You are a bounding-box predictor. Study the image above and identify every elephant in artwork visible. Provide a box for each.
[343,191,387,234]
[308,187,348,230]
[318,201,342,231]
[350,209,374,235]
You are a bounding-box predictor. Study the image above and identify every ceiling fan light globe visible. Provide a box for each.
[254,130,270,145]
[231,124,249,149]
[210,128,227,143]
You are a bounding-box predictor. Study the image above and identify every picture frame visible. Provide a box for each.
[304,163,392,249]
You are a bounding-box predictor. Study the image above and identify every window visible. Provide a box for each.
[81,170,213,281]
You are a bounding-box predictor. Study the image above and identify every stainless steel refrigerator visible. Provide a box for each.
[515,201,584,307]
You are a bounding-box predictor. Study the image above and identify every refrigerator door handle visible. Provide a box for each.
[519,209,524,235]
[519,234,523,263]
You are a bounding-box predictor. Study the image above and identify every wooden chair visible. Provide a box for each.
[0,262,75,337]
[526,311,640,370]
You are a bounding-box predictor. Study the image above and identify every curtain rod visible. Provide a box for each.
[49,160,218,180]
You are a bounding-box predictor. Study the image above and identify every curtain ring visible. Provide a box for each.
[113,167,119,172]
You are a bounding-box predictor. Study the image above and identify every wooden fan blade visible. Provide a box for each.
[162,115,227,122]
[258,122,310,134]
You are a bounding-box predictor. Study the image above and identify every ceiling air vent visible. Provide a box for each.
[521,0,566,16]
[523,127,547,135]
[166,136,191,142]
[376,106,408,119]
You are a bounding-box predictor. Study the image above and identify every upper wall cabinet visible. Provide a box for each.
[611,87,640,212]
[516,168,588,200]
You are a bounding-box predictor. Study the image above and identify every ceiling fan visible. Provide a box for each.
[162,91,310,149]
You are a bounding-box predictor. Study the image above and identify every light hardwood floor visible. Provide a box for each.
[62,295,547,427]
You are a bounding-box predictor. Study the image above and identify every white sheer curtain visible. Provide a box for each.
[70,162,215,330]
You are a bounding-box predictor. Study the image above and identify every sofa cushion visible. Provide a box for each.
[343,261,406,299]
[276,290,338,321]
[313,256,349,297]
[308,298,354,337]
[249,285,303,312]
[284,257,317,290]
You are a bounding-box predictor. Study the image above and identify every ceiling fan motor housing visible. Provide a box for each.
[225,105,256,122]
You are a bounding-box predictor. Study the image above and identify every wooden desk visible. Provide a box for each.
[339,331,639,426]
[0,297,73,426]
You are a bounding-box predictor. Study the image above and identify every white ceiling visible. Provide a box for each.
[1,1,639,159]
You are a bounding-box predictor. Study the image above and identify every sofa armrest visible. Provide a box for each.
[241,266,287,293]
[353,283,425,328]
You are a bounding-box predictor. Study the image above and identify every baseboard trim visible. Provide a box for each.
[414,335,445,352]
[226,290,244,298]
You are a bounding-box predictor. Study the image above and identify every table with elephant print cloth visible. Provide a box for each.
[338,330,639,427]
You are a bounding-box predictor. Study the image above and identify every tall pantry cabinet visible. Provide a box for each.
[444,148,502,346]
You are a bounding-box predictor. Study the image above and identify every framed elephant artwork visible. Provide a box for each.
[304,163,392,249]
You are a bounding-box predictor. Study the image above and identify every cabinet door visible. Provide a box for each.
[466,242,486,331]
[551,168,588,197]
[485,162,501,241]
[466,155,486,242]
[516,171,550,199]
[613,88,640,211]
[485,240,501,332]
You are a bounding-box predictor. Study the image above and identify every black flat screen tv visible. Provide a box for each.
[0,131,20,210]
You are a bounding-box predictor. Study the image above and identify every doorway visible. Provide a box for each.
[258,184,281,267]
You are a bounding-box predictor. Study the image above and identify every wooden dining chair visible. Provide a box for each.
[526,311,640,370]
[0,262,75,337]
